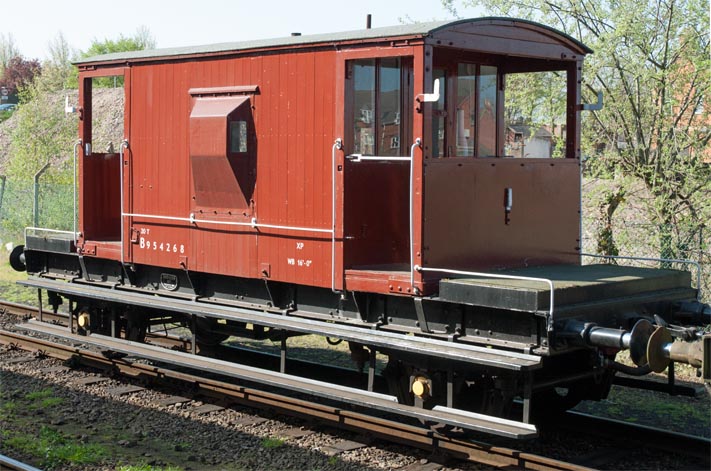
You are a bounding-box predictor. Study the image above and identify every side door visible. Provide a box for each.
[77,67,131,260]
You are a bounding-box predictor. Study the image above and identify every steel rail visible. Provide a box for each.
[0,327,587,471]
[561,410,711,462]
[0,454,43,471]
[3,303,707,468]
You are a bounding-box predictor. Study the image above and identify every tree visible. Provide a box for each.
[0,56,41,96]
[82,26,156,58]
[39,32,77,92]
[445,0,711,262]
[72,26,156,88]
[0,33,20,77]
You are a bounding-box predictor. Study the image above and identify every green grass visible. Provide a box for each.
[261,437,285,449]
[117,464,183,471]
[25,388,63,408]
[0,259,38,305]
[25,388,55,400]
[5,425,107,469]
[1,400,17,414]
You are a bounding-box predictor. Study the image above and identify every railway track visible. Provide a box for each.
[1,301,709,470]
[0,454,42,471]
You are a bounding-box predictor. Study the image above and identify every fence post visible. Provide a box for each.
[0,175,6,215]
[33,163,50,228]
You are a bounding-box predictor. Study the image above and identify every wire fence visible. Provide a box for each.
[0,179,707,303]
[582,215,709,303]
[0,180,74,248]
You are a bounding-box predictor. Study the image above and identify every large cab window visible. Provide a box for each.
[430,53,571,159]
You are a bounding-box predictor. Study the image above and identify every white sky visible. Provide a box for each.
[7,0,484,60]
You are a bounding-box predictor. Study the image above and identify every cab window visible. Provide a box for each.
[431,62,500,158]
[431,53,570,159]
[347,57,413,156]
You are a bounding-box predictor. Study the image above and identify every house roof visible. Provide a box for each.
[75,17,591,65]
[508,124,553,139]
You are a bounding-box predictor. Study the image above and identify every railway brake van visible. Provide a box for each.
[13,18,710,438]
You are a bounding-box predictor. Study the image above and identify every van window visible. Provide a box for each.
[347,57,413,156]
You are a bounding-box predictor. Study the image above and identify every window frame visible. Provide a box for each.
[344,56,414,156]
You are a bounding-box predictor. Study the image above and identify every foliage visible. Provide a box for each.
[0,56,41,96]
[83,25,156,58]
[596,187,626,257]
[0,33,20,77]
[5,425,107,469]
[6,82,78,182]
[260,437,285,449]
[446,0,711,262]
[24,388,64,408]
[117,465,183,471]
[504,71,566,128]
[74,26,156,88]
[40,32,77,92]
[0,180,75,243]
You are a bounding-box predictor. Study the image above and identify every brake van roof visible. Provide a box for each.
[75,17,591,66]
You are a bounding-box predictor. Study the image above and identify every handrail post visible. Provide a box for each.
[0,175,6,216]
[409,138,421,292]
[33,163,51,228]
[73,140,81,241]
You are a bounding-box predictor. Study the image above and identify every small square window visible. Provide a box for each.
[230,120,248,153]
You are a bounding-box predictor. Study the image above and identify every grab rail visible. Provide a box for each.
[415,265,556,331]
[346,139,421,292]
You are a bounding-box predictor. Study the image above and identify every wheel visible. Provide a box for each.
[532,370,615,421]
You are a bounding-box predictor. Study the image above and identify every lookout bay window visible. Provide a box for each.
[430,52,572,159]
[347,57,412,156]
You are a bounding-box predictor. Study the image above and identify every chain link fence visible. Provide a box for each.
[582,215,709,303]
[0,180,74,248]
[0,178,707,303]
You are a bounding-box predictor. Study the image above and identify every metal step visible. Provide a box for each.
[18,319,538,439]
[20,277,541,371]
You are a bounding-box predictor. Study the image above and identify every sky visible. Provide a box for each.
[6,0,484,60]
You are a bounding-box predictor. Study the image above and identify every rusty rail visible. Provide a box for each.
[3,301,708,469]
[0,324,588,471]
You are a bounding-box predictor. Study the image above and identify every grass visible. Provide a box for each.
[261,437,285,449]
[117,464,183,471]
[0,259,38,305]
[19,388,63,409]
[25,388,55,400]
[5,425,107,469]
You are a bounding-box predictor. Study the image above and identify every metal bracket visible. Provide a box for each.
[414,297,431,333]
[78,255,91,282]
[580,91,603,111]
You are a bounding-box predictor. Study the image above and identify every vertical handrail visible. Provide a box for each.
[33,162,51,228]
[119,139,129,268]
[331,138,342,293]
[73,140,81,241]
[409,138,421,291]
